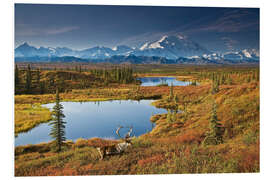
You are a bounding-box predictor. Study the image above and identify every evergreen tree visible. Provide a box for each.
[26,64,32,93]
[15,64,19,85]
[37,68,41,84]
[211,79,219,94]
[167,109,177,123]
[49,89,66,152]
[183,102,188,122]
[171,110,177,122]
[174,95,178,103]
[40,81,45,94]
[256,69,260,81]
[166,109,172,123]
[203,102,223,145]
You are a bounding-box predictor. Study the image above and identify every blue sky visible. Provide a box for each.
[15,4,259,52]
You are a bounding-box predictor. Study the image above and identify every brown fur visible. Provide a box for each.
[97,126,133,160]
[97,145,120,160]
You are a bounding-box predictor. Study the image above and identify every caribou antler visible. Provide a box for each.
[98,126,133,160]
[116,126,123,139]
[116,126,133,139]
[125,126,133,139]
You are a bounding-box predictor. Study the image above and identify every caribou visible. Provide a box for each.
[96,126,133,160]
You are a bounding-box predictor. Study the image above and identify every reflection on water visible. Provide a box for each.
[15,100,167,146]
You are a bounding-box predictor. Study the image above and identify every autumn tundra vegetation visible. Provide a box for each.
[14,63,259,175]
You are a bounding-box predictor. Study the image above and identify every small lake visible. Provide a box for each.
[15,100,167,146]
[138,77,192,86]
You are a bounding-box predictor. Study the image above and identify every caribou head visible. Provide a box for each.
[96,126,133,160]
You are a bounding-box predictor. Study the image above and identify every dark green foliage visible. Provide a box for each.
[211,79,219,94]
[55,74,65,92]
[15,66,137,95]
[183,102,188,122]
[174,95,179,104]
[49,89,66,152]
[39,81,45,94]
[90,66,136,84]
[195,67,259,86]
[203,102,223,145]
[36,68,41,84]
[166,109,177,123]
[166,85,179,123]
[26,64,32,93]
[15,64,19,85]
[190,80,197,86]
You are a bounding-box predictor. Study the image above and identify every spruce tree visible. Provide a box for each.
[26,64,32,93]
[15,64,19,86]
[49,89,66,152]
[167,109,172,123]
[174,95,178,104]
[37,68,41,84]
[203,102,223,145]
[40,81,45,94]
[211,79,219,94]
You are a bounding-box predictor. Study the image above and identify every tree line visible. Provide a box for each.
[15,64,137,95]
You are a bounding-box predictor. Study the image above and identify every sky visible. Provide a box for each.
[15,4,259,52]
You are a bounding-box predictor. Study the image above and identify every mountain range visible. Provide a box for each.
[15,35,259,64]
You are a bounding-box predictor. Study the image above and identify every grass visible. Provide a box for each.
[14,65,260,175]
[15,104,52,136]
[15,135,259,175]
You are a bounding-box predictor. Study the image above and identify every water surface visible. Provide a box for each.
[15,100,167,146]
[138,77,192,86]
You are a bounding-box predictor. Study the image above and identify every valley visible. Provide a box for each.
[14,63,259,175]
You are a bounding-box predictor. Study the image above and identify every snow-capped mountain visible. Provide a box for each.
[132,35,211,59]
[199,49,259,62]
[201,53,224,62]
[15,42,50,57]
[53,47,75,57]
[15,35,211,60]
[112,45,134,55]
[77,46,116,59]
[14,38,259,64]
[223,49,259,61]
[15,42,75,57]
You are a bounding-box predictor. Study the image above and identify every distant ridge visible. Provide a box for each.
[15,35,259,64]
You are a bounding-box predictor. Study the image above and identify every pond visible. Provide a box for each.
[15,100,167,146]
[137,77,192,86]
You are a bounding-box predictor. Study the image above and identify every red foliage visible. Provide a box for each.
[138,154,164,167]
[237,143,259,172]
[172,122,183,128]
[175,131,204,144]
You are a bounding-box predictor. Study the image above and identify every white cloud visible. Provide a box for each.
[15,24,79,36]
[45,26,80,35]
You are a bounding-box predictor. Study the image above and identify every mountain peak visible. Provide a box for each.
[137,34,210,59]
[22,42,29,45]
[18,42,31,48]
